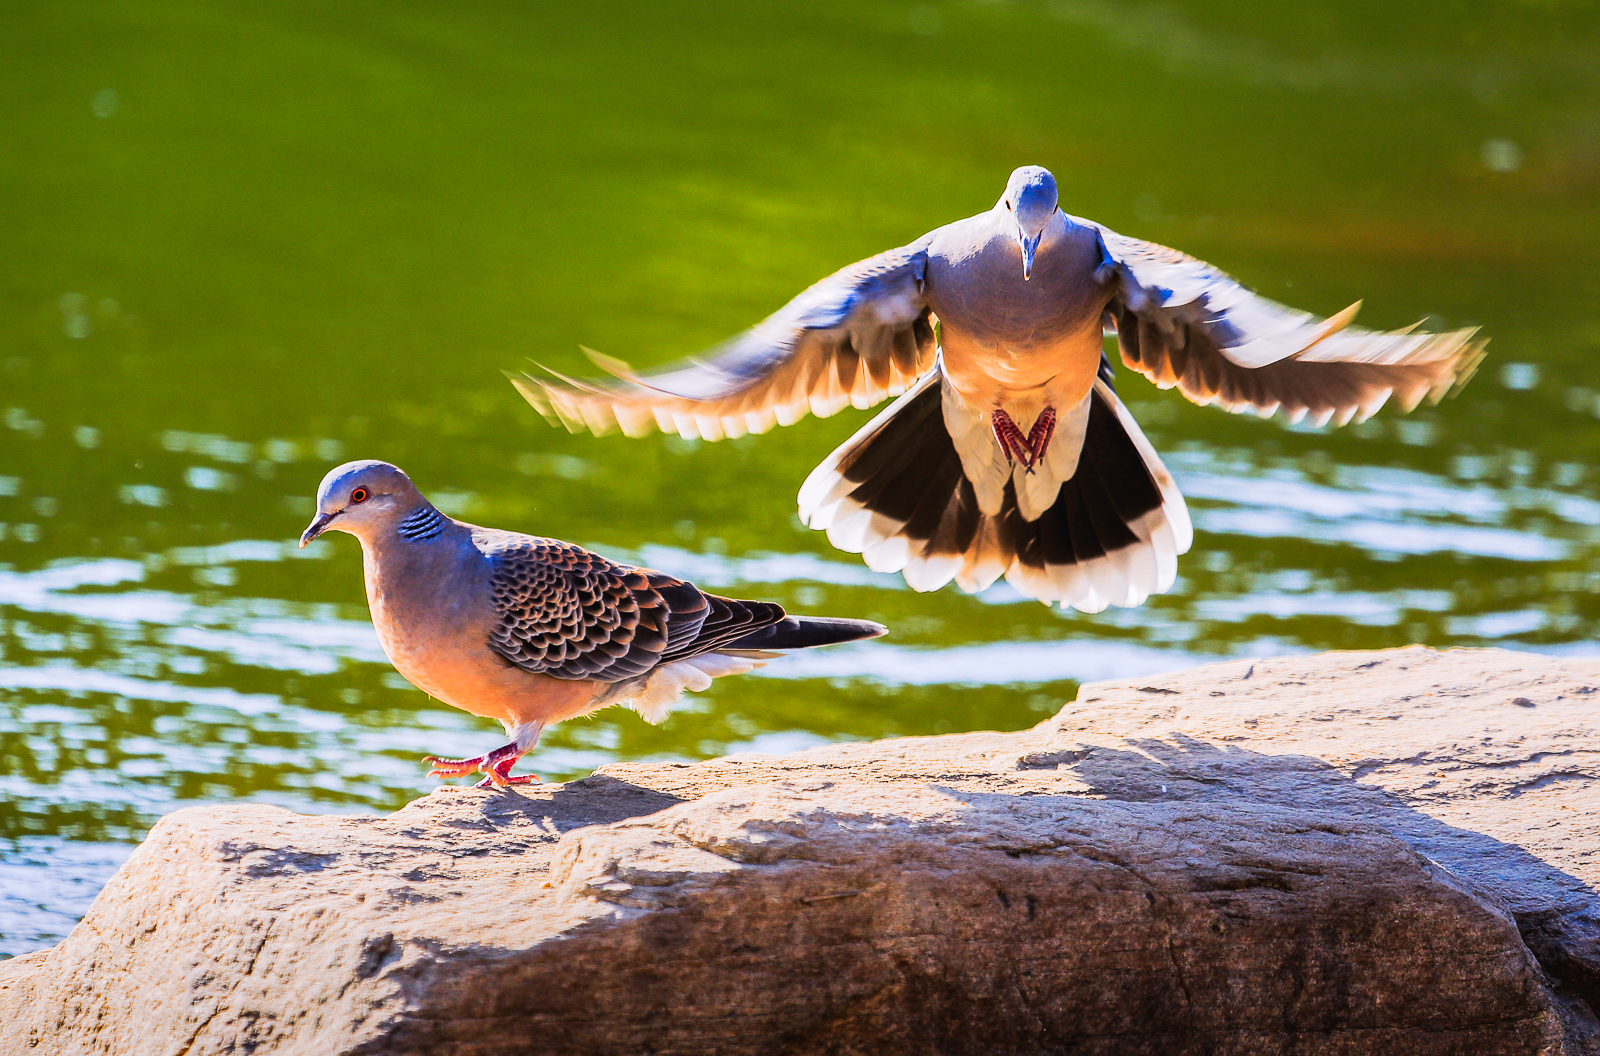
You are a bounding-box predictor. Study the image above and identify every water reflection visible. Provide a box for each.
[4,0,1598,956]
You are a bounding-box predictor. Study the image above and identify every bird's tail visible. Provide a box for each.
[624,613,883,726]
[724,615,886,652]
[797,366,1192,612]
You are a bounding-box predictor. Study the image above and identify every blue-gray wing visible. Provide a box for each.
[513,238,937,440]
[1091,221,1486,426]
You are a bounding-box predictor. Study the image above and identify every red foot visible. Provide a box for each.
[424,742,541,788]
[1026,407,1056,467]
[992,409,1030,464]
[475,753,541,788]
[991,408,1057,473]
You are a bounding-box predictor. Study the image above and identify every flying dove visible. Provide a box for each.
[516,165,1485,613]
[299,460,885,786]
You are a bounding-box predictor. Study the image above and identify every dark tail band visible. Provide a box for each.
[726,616,886,651]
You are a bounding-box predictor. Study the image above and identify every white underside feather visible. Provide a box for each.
[620,652,769,725]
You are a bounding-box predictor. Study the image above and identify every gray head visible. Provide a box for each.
[300,460,430,548]
[999,166,1060,281]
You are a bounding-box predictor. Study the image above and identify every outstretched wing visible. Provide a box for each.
[1091,222,1487,426]
[481,533,784,683]
[513,239,938,441]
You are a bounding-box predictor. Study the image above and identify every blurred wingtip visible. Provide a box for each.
[506,369,554,415]
[581,346,637,379]
[507,365,616,435]
[1445,333,1490,401]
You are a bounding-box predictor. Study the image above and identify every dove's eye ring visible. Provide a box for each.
[350,487,370,505]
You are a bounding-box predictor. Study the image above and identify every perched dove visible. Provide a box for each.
[299,460,885,786]
[517,165,1485,613]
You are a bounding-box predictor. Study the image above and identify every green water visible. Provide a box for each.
[2,0,1598,953]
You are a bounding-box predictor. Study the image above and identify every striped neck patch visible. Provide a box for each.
[397,505,448,543]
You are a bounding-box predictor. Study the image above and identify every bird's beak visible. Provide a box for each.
[1020,232,1042,281]
[300,510,339,548]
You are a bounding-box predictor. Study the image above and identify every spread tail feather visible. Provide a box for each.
[799,366,1191,612]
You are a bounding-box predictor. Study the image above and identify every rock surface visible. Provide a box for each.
[2,646,1598,1055]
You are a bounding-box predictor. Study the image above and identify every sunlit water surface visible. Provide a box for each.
[2,0,1598,954]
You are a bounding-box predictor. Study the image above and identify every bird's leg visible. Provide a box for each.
[991,409,1031,466]
[423,721,543,788]
[1024,407,1056,473]
[992,408,1055,473]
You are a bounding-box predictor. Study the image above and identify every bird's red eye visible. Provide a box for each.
[350,487,370,504]
[1005,201,1012,211]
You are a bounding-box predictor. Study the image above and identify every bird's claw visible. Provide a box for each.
[992,410,1030,466]
[1026,407,1056,470]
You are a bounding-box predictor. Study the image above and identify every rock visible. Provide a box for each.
[2,646,1597,1055]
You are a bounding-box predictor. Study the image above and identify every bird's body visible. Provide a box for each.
[360,521,596,732]
[301,461,884,785]
[519,166,1485,612]
[926,207,1107,385]
[922,206,1123,523]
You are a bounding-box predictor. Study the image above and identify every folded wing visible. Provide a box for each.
[1092,222,1487,426]
[483,535,784,682]
[512,239,938,441]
